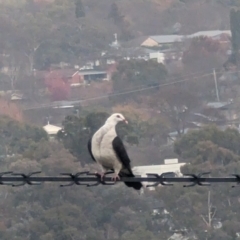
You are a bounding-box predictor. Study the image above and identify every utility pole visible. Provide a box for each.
[213,68,220,102]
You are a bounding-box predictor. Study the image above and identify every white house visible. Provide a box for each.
[149,52,165,63]
[133,159,187,190]
[43,122,62,140]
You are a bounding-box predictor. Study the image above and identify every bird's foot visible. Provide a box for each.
[95,172,106,181]
[111,173,120,182]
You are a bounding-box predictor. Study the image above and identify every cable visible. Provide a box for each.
[24,70,219,110]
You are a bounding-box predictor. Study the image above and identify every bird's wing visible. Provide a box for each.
[87,137,96,162]
[112,136,132,171]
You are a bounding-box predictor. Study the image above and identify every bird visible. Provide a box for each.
[87,113,143,190]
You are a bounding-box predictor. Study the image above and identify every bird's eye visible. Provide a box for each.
[116,115,120,118]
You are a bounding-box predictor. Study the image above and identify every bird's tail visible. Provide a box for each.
[119,171,143,190]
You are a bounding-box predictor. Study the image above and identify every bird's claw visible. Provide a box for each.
[95,172,105,181]
[111,174,120,182]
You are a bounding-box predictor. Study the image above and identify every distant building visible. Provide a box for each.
[78,70,109,82]
[167,128,196,145]
[141,35,184,48]
[133,159,187,190]
[187,30,231,40]
[149,52,165,63]
[205,101,234,121]
[135,30,231,49]
[43,122,62,140]
[11,91,25,101]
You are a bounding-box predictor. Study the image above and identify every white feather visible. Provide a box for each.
[91,117,122,174]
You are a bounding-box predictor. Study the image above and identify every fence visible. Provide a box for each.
[0,171,239,188]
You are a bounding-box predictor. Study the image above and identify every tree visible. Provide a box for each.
[57,109,167,165]
[113,104,170,146]
[230,0,240,7]
[108,3,124,25]
[75,0,85,18]
[0,10,27,90]
[18,11,54,74]
[0,98,23,122]
[155,125,240,239]
[0,124,163,239]
[230,7,240,68]
[182,36,227,73]
[108,3,134,40]
[150,85,199,137]
[57,114,90,165]
[174,125,240,159]
[111,59,168,104]
[0,115,48,157]
[44,71,70,101]
[48,80,70,102]
[84,111,110,135]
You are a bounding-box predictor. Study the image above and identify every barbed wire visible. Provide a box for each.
[0,171,239,188]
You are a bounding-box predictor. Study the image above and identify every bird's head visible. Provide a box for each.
[105,113,128,126]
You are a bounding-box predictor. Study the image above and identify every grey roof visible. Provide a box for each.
[149,35,184,44]
[122,29,231,48]
[206,102,231,109]
[188,30,231,38]
[78,70,107,75]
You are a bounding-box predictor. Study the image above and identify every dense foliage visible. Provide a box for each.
[230,7,240,66]
[0,1,238,238]
[57,110,169,165]
[0,116,171,240]
[0,116,239,239]
[0,116,48,158]
[182,36,228,72]
[158,125,240,239]
[111,59,168,103]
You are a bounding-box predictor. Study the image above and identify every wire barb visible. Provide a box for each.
[60,171,91,187]
[11,171,42,187]
[183,172,211,187]
[231,174,240,188]
[0,171,238,188]
[86,171,116,187]
[146,172,175,187]
[0,172,13,185]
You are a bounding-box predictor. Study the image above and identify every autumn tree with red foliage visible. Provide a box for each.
[48,80,70,101]
[0,99,23,122]
[44,70,70,101]
[182,36,227,72]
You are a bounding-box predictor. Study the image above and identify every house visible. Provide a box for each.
[70,71,86,87]
[167,128,197,145]
[133,159,186,190]
[124,30,231,52]
[188,30,231,40]
[141,35,184,48]
[149,52,165,63]
[11,91,25,101]
[205,101,234,120]
[71,70,109,84]
[43,122,62,140]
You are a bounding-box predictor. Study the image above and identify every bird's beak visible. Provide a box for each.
[124,119,128,124]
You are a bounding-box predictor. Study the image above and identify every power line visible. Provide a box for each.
[24,70,217,110]
[0,171,240,188]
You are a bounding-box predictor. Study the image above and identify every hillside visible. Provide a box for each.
[2,0,231,40]
[80,0,230,38]
[0,0,232,71]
